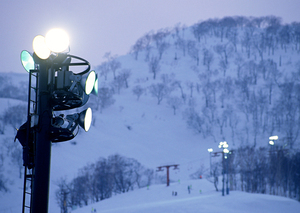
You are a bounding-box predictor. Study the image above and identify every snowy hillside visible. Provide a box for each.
[1,16,300,212]
[71,179,300,213]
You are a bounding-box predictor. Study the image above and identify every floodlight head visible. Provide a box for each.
[81,71,96,95]
[32,35,51,59]
[208,148,213,153]
[78,107,92,132]
[20,50,35,72]
[45,28,69,53]
[269,135,278,141]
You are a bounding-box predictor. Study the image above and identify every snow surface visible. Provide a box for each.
[71,179,300,213]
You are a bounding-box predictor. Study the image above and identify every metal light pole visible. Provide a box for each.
[219,141,229,196]
[225,152,229,195]
[18,29,97,213]
[31,58,52,213]
[222,152,225,196]
[208,148,213,176]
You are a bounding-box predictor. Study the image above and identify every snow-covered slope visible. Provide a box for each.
[72,179,300,213]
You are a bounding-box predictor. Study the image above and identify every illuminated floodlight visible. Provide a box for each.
[66,107,92,132]
[33,35,51,59]
[223,142,228,148]
[79,107,92,132]
[81,71,96,95]
[269,141,275,145]
[269,135,278,141]
[208,148,213,153]
[219,141,228,149]
[20,50,35,72]
[45,28,69,53]
[223,148,229,154]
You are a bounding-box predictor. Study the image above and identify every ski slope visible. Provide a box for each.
[72,179,300,213]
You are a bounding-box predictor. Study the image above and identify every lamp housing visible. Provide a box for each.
[21,50,35,72]
[66,107,92,132]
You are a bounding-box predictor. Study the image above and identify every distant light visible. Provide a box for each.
[219,141,228,149]
[269,141,275,145]
[45,28,69,53]
[223,148,229,153]
[20,50,35,72]
[33,35,51,59]
[208,148,213,153]
[269,135,278,141]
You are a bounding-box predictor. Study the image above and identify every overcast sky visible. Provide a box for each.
[0,0,299,74]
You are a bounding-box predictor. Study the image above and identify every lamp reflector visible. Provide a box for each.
[45,28,69,53]
[82,71,96,95]
[33,35,51,59]
[78,108,92,132]
[21,50,35,72]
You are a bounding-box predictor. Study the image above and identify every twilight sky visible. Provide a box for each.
[0,0,299,74]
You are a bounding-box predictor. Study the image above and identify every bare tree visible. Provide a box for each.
[241,24,256,58]
[96,62,110,81]
[214,43,234,76]
[175,37,187,56]
[149,83,169,105]
[184,108,205,135]
[172,81,187,103]
[131,31,153,60]
[252,33,266,61]
[131,38,144,60]
[55,177,70,213]
[202,48,214,71]
[167,96,183,115]
[187,40,200,66]
[111,75,125,94]
[186,81,194,97]
[97,87,115,113]
[109,59,121,80]
[132,85,145,101]
[157,41,170,60]
[148,56,160,80]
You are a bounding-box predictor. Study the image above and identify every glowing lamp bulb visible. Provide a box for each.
[45,28,69,53]
[33,35,51,59]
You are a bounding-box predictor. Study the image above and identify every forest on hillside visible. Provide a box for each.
[102,15,300,149]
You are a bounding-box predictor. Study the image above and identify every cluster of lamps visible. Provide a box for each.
[20,28,97,141]
[219,141,229,156]
[269,135,278,146]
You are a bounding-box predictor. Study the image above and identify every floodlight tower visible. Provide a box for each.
[17,28,98,213]
[219,141,229,196]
